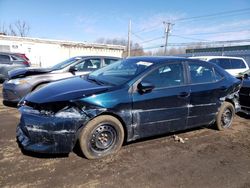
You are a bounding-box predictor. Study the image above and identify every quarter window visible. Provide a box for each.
[189,64,215,84]
[142,63,184,88]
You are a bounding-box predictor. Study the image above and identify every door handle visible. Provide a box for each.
[178,92,190,98]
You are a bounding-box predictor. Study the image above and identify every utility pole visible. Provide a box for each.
[163,22,174,55]
[127,20,131,57]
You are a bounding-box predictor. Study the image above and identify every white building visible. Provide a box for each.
[0,35,125,67]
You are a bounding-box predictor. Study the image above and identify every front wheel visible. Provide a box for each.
[79,115,124,159]
[215,102,235,130]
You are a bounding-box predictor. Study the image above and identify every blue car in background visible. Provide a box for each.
[17,56,241,159]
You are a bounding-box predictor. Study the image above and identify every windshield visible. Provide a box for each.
[51,57,82,70]
[88,59,153,86]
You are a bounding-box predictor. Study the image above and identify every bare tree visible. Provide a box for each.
[0,20,30,37]
[96,38,146,57]
[0,23,8,35]
[14,20,30,37]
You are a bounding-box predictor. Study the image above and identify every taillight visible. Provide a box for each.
[16,53,30,61]
[23,61,30,66]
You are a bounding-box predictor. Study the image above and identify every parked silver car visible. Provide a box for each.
[2,56,120,107]
[0,52,30,83]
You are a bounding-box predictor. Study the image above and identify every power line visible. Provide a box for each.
[132,8,250,35]
[174,8,250,22]
[140,36,164,44]
[171,34,211,42]
[168,39,250,46]
[176,29,250,36]
[138,39,250,51]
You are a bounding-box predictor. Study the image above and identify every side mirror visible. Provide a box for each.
[69,66,78,74]
[243,73,249,79]
[137,81,154,94]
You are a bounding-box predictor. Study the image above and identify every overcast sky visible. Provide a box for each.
[0,0,250,49]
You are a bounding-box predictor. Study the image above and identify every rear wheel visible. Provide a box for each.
[216,102,235,130]
[79,115,124,159]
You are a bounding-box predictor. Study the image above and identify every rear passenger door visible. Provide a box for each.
[187,61,225,128]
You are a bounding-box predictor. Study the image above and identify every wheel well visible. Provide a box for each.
[98,112,128,144]
[225,98,235,107]
[32,82,49,91]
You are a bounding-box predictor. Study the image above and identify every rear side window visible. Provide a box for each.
[189,63,215,84]
[209,59,230,69]
[0,55,10,63]
[230,59,246,69]
[209,58,246,69]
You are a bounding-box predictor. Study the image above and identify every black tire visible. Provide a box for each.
[216,102,235,130]
[79,115,124,159]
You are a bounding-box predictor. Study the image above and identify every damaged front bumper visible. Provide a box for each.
[17,106,89,153]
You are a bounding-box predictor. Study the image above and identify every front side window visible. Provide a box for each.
[51,57,82,70]
[189,63,215,84]
[75,58,101,71]
[142,63,184,88]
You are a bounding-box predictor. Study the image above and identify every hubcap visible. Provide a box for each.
[221,108,232,128]
[90,124,117,152]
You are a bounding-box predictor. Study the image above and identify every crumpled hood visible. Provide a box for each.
[25,76,111,103]
[8,67,53,79]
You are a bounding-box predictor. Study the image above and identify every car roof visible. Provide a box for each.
[73,55,121,59]
[126,56,190,64]
[124,56,198,66]
[190,56,244,60]
[0,52,21,56]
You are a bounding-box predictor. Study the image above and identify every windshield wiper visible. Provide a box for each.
[87,76,105,85]
[87,75,115,86]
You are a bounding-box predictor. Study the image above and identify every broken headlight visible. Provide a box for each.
[54,107,83,118]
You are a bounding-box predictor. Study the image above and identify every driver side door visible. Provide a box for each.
[132,62,190,138]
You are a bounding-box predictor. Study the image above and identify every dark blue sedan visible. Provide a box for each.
[17,56,241,159]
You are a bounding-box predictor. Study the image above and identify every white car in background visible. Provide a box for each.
[190,56,249,76]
